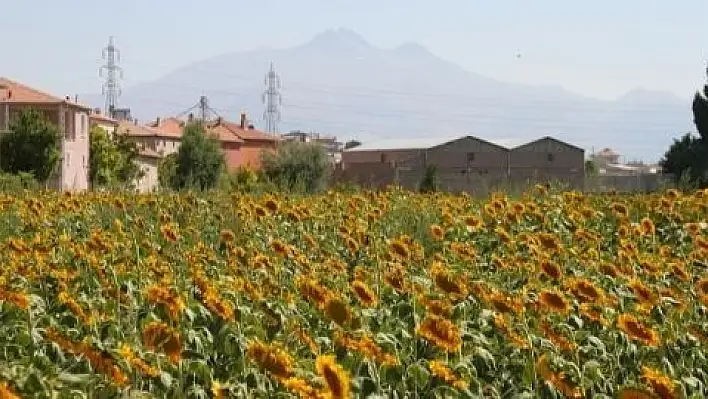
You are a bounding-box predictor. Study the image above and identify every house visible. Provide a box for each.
[89,108,119,136]
[0,77,90,191]
[282,131,343,164]
[209,113,279,170]
[339,135,585,194]
[134,148,161,193]
[115,121,166,192]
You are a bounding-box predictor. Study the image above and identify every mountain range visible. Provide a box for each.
[82,29,695,163]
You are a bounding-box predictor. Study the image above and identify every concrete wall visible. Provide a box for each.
[222,141,243,171]
[136,156,159,193]
[342,149,423,167]
[61,108,90,191]
[239,141,276,169]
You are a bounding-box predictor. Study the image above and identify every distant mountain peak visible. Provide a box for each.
[304,28,371,51]
[394,42,432,57]
[618,88,682,104]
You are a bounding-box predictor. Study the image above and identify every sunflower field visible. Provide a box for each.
[0,187,707,398]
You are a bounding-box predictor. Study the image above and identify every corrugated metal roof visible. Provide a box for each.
[345,135,529,152]
[344,136,462,152]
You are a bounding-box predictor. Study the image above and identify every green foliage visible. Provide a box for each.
[584,159,598,176]
[0,108,61,183]
[660,133,707,188]
[692,65,708,141]
[261,141,331,193]
[89,126,143,189]
[0,172,39,193]
[89,126,121,187]
[171,122,224,191]
[114,132,143,185]
[419,164,440,193]
[158,153,178,190]
[660,66,708,188]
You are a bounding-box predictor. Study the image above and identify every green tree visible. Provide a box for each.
[693,65,708,140]
[158,153,178,189]
[89,125,122,187]
[89,126,143,188]
[0,108,61,183]
[171,122,224,190]
[660,133,706,186]
[114,132,143,185]
[661,65,708,187]
[261,141,331,193]
[419,164,440,193]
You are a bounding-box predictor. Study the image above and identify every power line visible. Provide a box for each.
[262,62,282,134]
[100,36,123,116]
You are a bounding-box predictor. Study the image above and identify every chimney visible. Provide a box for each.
[217,116,222,124]
[156,117,161,127]
[65,96,71,101]
[93,108,101,115]
[240,112,247,129]
[188,113,194,123]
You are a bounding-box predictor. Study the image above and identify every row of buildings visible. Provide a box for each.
[337,135,586,194]
[0,77,279,192]
[0,76,667,194]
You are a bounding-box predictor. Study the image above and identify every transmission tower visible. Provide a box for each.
[262,62,282,134]
[100,36,123,117]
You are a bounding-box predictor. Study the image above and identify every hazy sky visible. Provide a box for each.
[2,0,707,101]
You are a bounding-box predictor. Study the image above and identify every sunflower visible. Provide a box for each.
[430,261,467,298]
[416,315,463,353]
[315,355,351,399]
[246,340,294,380]
[429,360,468,390]
[388,240,410,259]
[540,259,563,280]
[538,290,570,314]
[350,280,377,307]
[0,382,20,399]
[641,366,678,399]
[617,313,659,346]
[617,388,657,399]
[628,279,656,305]
[534,354,583,399]
[264,198,280,214]
[612,203,630,218]
[464,216,483,232]
[280,377,320,398]
[429,224,445,241]
[324,296,351,326]
[142,321,182,363]
[639,217,656,236]
[567,278,604,304]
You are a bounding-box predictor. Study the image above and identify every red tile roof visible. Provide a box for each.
[117,121,162,138]
[0,77,91,110]
[213,118,280,142]
[147,117,184,139]
[89,111,119,126]
[206,122,244,144]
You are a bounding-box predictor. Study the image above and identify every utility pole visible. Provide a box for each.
[100,36,123,117]
[199,95,209,122]
[262,62,282,134]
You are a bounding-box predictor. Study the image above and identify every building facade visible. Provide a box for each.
[0,77,90,191]
[338,135,585,195]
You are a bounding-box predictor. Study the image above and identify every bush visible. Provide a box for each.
[419,164,440,193]
[0,172,40,193]
[170,122,225,191]
[0,108,61,183]
[261,141,331,193]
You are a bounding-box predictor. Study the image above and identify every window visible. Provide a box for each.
[547,153,555,162]
[66,153,70,166]
[80,114,86,137]
[466,152,475,162]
